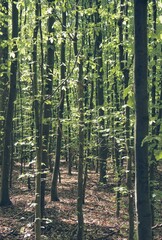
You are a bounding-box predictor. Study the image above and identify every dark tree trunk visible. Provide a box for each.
[134,0,152,239]
[113,53,121,217]
[32,1,42,238]
[41,0,55,215]
[0,1,8,164]
[150,0,157,228]
[65,38,72,175]
[51,8,66,202]
[95,0,107,184]
[0,0,18,206]
[77,64,84,240]
[72,1,84,238]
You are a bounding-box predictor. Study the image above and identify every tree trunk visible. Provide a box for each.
[65,40,72,175]
[73,1,84,238]
[95,0,107,184]
[0,0,18,206]
[134,0,152,239]
[51,7,66,202]
[150,0,157,229]
[32,1,42,238]
[41,0,55,215]
[0,1,8,166]
[118,0,134,237]
[77,74,84,240]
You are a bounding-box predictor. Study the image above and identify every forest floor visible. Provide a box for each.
[0,160,162,240]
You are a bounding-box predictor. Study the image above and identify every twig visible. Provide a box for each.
[152,223,162,230]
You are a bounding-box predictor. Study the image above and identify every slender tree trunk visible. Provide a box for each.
[39,1,45,218]
[77,62,84,240]
[95,0,107,184]
[32,1,42,239]
[0,1,8,166]
[113,53,121,217]
[0,0,18,206]
[112,1,121,217]
[66,94,72,175]
[118,1,134,237]
[73,1,84,238]
[51,7,66,202]
[66,40,72,175]
[134,0,152,239]
[150,0,157,229]
[41,0,55,216]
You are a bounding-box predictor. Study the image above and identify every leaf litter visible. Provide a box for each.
[0,160,130,239]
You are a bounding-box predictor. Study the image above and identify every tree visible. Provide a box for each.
[41,0,55,214]
[51,2,66,202]
[95,0,107,184]
[118,0,134,237]
[32,0,42,238]
[73,1,84,238]
[0,0,8,164]
[1,0,162,238]
[134,0,152,239]
[0,0,18,206]
[150,0,157,228]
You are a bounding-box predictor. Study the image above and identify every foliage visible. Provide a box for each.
[0,0,162,239]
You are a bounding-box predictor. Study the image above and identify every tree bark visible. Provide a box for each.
[134,0,152,239]
[32,1,42,238]
[73,1,84,238]
[0,1,8,165]
[150,0,157,228]
[41,0,55,215]
[51,7,66,202]
[0,0,18,206]
[95,0,107,184]
[118,0,134,237]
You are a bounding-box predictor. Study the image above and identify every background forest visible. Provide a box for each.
[0,0,162,239]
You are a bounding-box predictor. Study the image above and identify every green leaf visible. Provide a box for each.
[160,33,162,40]
[123,85,132,98]
[159,15,162,23]
[45,99,52,105]
[127,95,134,108]
[0,116,4,121]
[154,150,162,161]
[114,186,128,195]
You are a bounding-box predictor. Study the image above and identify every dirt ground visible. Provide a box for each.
[0,161,161,239]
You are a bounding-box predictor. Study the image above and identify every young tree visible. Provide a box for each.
[95,0,107,184]
[32,0,42,238]
[118,0,134,237]
[51,3,66,202]
[134,0,152,239]
[73,0,84,238]
[41,0,55,214]
[150,0,157,227]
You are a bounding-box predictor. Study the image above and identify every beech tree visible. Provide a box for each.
[118,0,134,238]
[0,0,18,206]
[32,0,42,238]
[73,0,84,238]
[95,0,107,184]
[134,0,152,239]
[150,0,157,227]
[42,0,55,212]
[51,2,66,202]
[1,1,162,239]
[0,0,8,142]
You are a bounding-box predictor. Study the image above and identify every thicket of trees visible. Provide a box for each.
[0,0,162,239]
